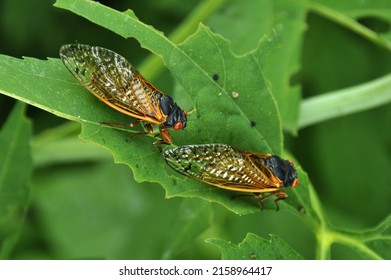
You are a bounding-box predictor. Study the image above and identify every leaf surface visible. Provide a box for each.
[207,232,304,260]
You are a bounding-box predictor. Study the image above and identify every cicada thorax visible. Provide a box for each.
[153,91,187,144]
[163,144,299,210]
[59,44,187,145]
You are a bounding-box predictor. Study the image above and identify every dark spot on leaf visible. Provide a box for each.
[250,120,257,127]
[213,74,219,81]
[298,205,306,214]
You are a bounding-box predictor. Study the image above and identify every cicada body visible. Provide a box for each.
[163,144,299,210]
[59,44,187,144]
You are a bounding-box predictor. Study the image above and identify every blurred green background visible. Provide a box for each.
[0,0,390,259]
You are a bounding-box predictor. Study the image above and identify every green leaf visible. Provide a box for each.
[0,102,31,259]
[207,232,304,260]
[326,214,391,260]
[309,0,391,50]
[175,26,282,152]
[264,0,306,133]
[161,199,212,259]
[205,0,307,133]
[32,162,186,259]
[0,0,309,215]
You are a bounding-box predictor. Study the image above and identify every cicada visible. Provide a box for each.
[59,44,187,144]
[163,144,299,210]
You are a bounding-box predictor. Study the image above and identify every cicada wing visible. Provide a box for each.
[164,144,280,193]
[59,44,164,123]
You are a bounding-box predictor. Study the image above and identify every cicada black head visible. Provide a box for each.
[157,93,187,131]
[264,155,299,188]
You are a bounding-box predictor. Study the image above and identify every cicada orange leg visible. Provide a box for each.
[258,190,288,211]
[233,190,288,211]
[101,121,170,144]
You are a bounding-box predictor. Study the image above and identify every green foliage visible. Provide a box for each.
[0,0,390,260]
[0,103,31,259]
[207,233,304,260]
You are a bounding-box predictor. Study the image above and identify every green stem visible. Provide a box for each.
[316,224,332,260]
[315,227,381,260]
[299,73,391,128]
[309,2,391,52]
[139,0,227,79]
[330,232,383,260]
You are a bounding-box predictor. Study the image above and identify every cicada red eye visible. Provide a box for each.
[163,144,299,210]
[173,122,183,131]
[59,44,187,144]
